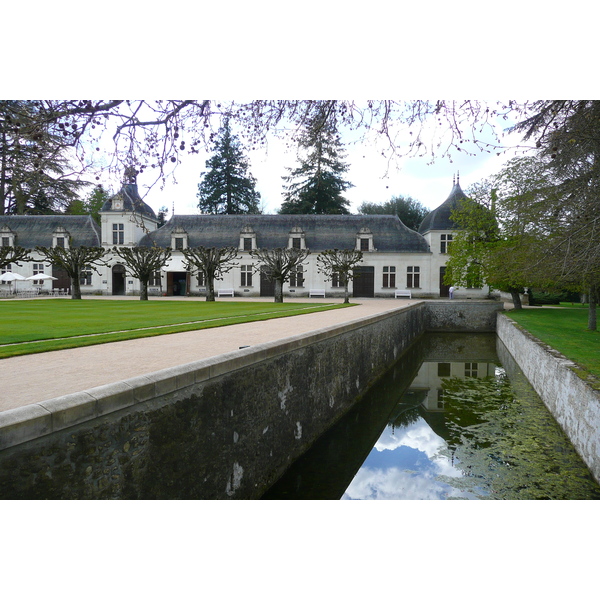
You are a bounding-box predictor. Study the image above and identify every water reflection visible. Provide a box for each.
[263,333,600,500]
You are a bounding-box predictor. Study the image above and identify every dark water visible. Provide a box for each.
[262,333,600,500]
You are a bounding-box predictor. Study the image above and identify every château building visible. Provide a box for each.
[0,176,489,300]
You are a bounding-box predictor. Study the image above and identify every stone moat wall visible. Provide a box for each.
[496,313,600,484]
[0,301,503,499]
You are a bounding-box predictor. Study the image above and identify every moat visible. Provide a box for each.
[263,332,600,500]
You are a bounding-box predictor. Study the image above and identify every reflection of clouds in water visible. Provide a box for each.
[343,419,466,500]
[376,419,462,478]
[343,466,451,500]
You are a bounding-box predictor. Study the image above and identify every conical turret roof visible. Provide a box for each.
[418,177,467,234]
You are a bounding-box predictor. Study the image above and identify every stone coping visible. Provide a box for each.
[0,303,414,452]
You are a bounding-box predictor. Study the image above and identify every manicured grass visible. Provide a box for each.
[0,299,351,358]
[508,307,600,381]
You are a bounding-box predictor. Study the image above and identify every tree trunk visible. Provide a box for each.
[510,288,522,310]
[206,277,215,301]
[140,279,149,301]
[71,275,82,300]
[274,279,283,303]
[588,285,597,331]
[343,281,350,304]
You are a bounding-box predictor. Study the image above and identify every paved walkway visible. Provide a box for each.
[0,297,420,413]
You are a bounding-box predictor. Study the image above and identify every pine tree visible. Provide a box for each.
[196,119,261,214]
[280,116,352,214]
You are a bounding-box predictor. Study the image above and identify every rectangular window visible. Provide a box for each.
[150,271,162,287]
[331,272,345,287]
[196,271,205,287]
[437,389,446,410]
[80,267,92,286]
[175,237,184,250]
[440,234,453,254]
[407,266,420,288]
[33,263,45,285]
[438,362,451,377]
[1,237,10,247]
[1,264,12,276]
[112,223,124,245]
[56,237,65,248]
[241,265,253,287]
[289,266,304,287]
[465,363,478,377]
[243,237,253,252]
[360,238,369,251]
[383,266,396,288]
[292,237,301,249]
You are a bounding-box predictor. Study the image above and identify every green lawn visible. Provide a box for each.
[0,299,350,359]
[507,307,600,381]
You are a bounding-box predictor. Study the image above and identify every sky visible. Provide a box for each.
[119,107,534,218]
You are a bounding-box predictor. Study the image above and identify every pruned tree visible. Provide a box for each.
[112,246,172,300]
[0,246,31,270]
[316,249,363,303]
[197,119,261,214]
[250,247,310,302]
[358,195,429,231]
[181,246,239,301]
[35,245,107,300]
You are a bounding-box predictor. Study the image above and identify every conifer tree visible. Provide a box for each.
[279,115,352,214]
[196,119,261,214]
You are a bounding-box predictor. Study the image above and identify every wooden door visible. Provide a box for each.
[260,268,275,297]
[353,266,375,297]
[439,266,450,298]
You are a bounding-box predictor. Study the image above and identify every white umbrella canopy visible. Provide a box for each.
[0,272,27,293]
[25,274,58,281]
[0,272,27,282]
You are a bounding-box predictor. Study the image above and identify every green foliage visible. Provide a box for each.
[280,114,352,214]
[357,195,428,230]
[446,157,565,307]
[196,119,261,214]
[65,185,110,224]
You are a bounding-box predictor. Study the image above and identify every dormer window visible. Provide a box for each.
[356,227,374,252]
[1,225,15,247]
[53,226,70,249]
[288,226,306,250]
[171,226,188,251]
[239,225,256,252]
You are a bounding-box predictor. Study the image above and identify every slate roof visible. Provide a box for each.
[0,215,101,248]
[101,183,157,220]
[139,214,430,253]
[418,180,467,234]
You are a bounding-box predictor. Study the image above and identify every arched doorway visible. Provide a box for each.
[112,264,126,295]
